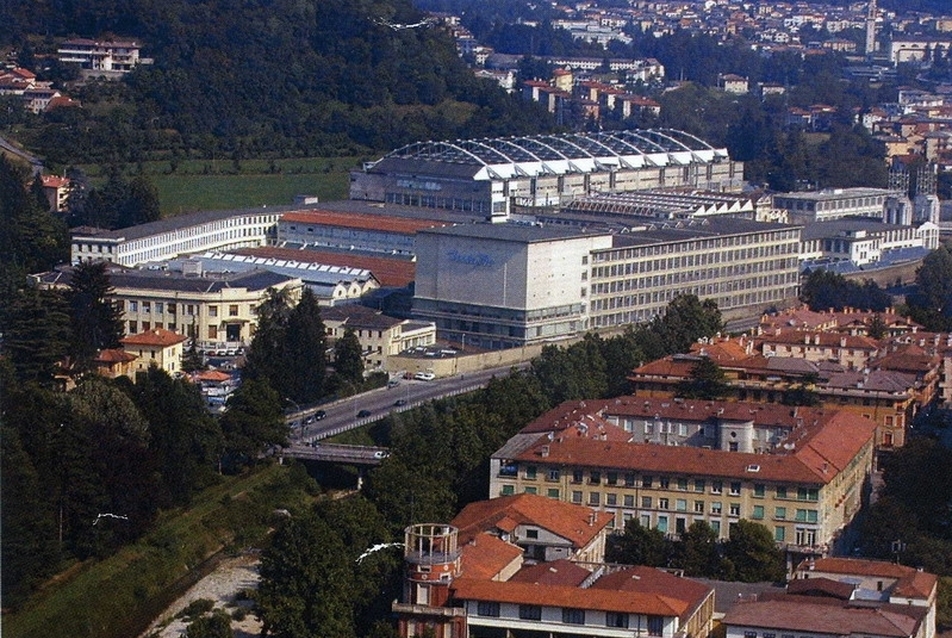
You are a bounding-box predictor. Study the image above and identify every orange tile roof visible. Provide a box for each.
[451,577,689,616]
[121,328,187,347]
[42,175,70,188]
[508,559,590,586]
[280,209,448,234]
[591,565,712,606]
[459,533,523,581]
[233,247,415,288]
[507,399,877,485]
[451,493,611,549]
[803,558,938,599]
[193,369,233,382]
[94,348,137,363]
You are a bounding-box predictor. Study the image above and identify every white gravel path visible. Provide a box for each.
[140,554,263,638]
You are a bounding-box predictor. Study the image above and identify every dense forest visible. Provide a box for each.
[0,0,556,165]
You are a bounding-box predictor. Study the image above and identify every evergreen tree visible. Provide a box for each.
[181,337,206,373]
[3,285,72,384]
[0,155,68,275]
[606,519,671,567]
[219,378,287,468]
[334,326,364,387]
[673,521,724,578]
[285,288,327,403]
[244,287,294,397]
[676,357,730,400]
[68,260,124,368]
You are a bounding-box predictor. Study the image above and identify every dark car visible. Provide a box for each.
[357,409,372,418]
[394,399,407,407]
[314,410,326,420]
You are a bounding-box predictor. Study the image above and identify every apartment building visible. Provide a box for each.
[772,188,895,224]
[57,38,148,79]
[120,328,187,375]
[490,399,877,562]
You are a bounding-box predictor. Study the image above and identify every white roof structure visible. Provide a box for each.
[372,129,728,181]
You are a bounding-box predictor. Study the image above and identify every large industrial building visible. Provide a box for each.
[413,218,801,349]
[350,129,744,219]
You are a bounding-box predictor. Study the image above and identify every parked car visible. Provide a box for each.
[357,409,372,418]
[413,371,436,381]
[394,399,407,407]
[314,409,326,420]
[387,380,400,388]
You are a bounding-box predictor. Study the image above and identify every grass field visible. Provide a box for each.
[4,463,318,638]
[78,156,362,216]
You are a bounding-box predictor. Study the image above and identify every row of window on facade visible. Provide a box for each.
[473,602,664,634]
[120,300,244,317]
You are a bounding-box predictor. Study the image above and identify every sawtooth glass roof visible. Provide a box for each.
[376,129,729,181]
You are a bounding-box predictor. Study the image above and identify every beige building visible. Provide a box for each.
[490,399,877,562]
[121,328,187,375]
[321,304,437,371]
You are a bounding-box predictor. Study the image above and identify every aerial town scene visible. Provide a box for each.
[4,0,952,636]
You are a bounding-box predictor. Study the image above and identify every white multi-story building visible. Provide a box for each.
[772,188,896,225]
[70,207,287,266]
[57,39,149,79]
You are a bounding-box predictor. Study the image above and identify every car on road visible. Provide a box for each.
[413,371,436,381]
[356,409,372,418]
[394,399,407,407]
[304,415,315,425]
[314,410,326,420]
[387,380,400,388]
[373,450,389,459]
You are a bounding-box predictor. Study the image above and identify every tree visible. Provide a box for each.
[674,521,724,578]
[184,610,233,638]
[606,519,671,567]
[721,520,785,583]
[646,294,723,360]
[68,260,124,368]
[244,287,293,397]
[2,285,72,384]
[181,337,206,373]
[334,327,364,387]
[0,155,68,275]
[675,356,730,400]
[219,378,287,468]
[284,288,327,403]
[907,245,952,331]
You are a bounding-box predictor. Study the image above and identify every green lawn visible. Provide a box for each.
[78,156,363,216]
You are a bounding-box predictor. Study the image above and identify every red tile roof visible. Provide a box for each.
[42,175,70,188]
[722,596,924,636]
[280,209,448,234]
[802,558,938,599]
[459,533,523,581]
[451,577,690,616]
[94,348,137,363]
[121,328,187,347]
[592,565,712,606]
[508,559,590,587]
[451,493,611,549]
[233,246,415,288]
[507,399,877,485]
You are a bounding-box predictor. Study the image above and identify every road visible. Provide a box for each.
[0,134,43,173]
[286,362,530,445]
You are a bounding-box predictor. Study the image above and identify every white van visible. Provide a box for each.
[414,371,436,381]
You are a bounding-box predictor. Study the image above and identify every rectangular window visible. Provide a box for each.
[572,470,584,484]
[657,515,668,533]
[547,468,560,481]
[624,495,635,507]
[775,507,787,520]
[754,484,765,498]
[711,481,722,494]
[752,505,765,519]
[524,487,537,495]
[477,602,500,617]
[776,486,787,499]
[606,612,629,628]
[525,529,538,539]
[647,615,664,636]
[795,509,807,523]
[694,500,705,513]
[519,605,542,621]
[694,479,705,492]
[128,301,138,312]
[209,306,218,318]
[208,325,218,339]
[547,488,559,499]
[606,471,618,486]
[128,320,137,333]
[606,493,617,506]
[729,503,741,516]
[658,498,669,510]
[228,304,239,317]
[676,499,687,512]
[142,301,151,313]
[711,502,722,514]
[625,473,636,487]
[642,476,653,488]
[562,608,585,625]
[572,490,583,504]
[641,496,652,508]
[155,302,164,313]
[525,466,537,480]
[659,477,670,489]
[729,482,741,495]
[589,492,600,506]
[677,478,688,491]
[590,471,601,485]
[501,485,515,496]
